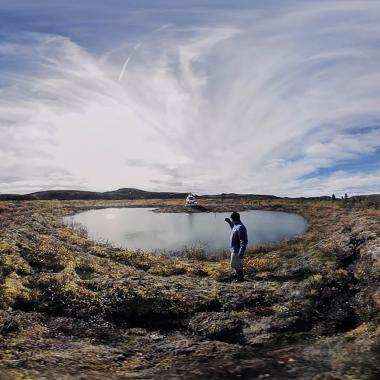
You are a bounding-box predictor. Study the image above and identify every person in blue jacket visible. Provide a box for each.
[225,211,248,282]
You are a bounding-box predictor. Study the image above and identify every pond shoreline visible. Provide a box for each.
[65,206,307,256]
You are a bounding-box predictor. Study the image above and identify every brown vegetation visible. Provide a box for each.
[0,198,379,379]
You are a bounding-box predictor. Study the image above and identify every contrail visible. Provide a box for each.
[118,24,171,82]
[118,42,142,82]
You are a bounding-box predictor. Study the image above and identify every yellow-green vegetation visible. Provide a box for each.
[0,198,379,379]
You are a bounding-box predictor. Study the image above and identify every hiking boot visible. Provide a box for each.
[236,269,245,282]
[230,270,244,282]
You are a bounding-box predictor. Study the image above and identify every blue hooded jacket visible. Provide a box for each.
[230,222,248,256]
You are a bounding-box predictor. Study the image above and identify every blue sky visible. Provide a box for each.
[1,0,380,196]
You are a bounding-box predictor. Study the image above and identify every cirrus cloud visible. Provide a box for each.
[1,1,380,196]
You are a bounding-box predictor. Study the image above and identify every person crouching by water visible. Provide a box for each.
[225,211,248,282]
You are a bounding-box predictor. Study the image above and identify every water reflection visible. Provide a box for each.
[65,208,306,254]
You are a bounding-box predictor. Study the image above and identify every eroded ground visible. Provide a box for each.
[0,198,379,379]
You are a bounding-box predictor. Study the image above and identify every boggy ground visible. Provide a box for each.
[0,198,379,380]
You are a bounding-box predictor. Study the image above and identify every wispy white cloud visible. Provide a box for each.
[297,170,380,197]
[1,1,380,196]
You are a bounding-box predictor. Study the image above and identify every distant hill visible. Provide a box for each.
[0,188,282,201]
[1,188,376,202]
[200,193,279,199]
[0,188,189,201]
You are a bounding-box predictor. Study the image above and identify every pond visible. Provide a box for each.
[64,208,307,256]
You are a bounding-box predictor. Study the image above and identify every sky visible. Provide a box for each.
[1,0,380,197]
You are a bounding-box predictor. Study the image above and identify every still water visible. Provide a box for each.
[65,208,306,254]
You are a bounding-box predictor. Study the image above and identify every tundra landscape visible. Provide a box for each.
[2,1,380,379]
[0,195,379,379]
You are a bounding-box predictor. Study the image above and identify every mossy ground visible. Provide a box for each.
[0,198,379,379]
